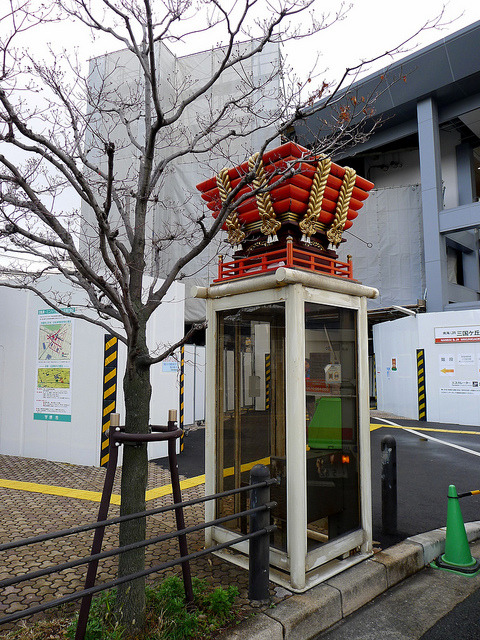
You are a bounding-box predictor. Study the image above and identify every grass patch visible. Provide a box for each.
[143,576,239,640]
[0,577,240,640]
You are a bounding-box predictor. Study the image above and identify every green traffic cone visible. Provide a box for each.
[432,484,480,575]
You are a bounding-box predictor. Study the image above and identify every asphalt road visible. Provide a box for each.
[312,540,480,640]
[371,417,480,546]
[154,416,480,545]
[419,587,480,639]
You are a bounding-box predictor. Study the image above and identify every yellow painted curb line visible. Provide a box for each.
[0,474,207,505]
[2,426,478,503]
[0,479,121,505]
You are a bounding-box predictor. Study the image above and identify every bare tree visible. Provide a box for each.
[0,0,446,632]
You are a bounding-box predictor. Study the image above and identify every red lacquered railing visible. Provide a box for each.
[214,238,353,283]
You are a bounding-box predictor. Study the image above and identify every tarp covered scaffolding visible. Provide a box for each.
[80,39,282,324]
[337,185,426,309]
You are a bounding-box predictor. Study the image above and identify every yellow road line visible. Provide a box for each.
[222,457,271,478]
[145,459,268,500]
[370,423,480,436]
[145,475,205,501]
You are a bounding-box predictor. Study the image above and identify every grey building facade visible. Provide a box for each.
[294,21,480,314]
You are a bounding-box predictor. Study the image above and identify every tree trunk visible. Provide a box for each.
[116,332,152,634]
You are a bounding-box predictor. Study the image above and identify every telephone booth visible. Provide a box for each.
[195,143,378,591]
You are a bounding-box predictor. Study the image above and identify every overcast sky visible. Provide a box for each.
[19,0,480,89]
[2,0,478,268]
[283,0,480,88]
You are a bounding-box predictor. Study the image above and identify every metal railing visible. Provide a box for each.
[0,413,277,639]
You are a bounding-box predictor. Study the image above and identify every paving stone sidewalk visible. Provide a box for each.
[0,454,284,634]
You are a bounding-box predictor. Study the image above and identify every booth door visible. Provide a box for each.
[215,304,287,550]
[305,302,360,549]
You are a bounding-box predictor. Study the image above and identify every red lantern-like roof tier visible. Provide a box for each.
[196,142,374,242]
[196,142,374,282]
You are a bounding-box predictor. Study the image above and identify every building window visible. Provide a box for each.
[447,246,464,285]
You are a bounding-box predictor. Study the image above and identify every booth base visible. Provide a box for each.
[212,547,373,593]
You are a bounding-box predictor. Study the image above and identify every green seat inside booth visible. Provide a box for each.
[308,397,342,449]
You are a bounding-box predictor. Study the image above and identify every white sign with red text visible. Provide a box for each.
[435,326,480,344]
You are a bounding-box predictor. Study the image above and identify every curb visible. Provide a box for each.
[221,522,480,640]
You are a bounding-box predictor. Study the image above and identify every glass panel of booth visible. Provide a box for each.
[215,304,287,550]
[305,302,360,550]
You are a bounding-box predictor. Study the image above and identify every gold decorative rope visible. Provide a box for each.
[248,152,281,243]
[327,166,356,247]
[299,156,332,243]
[216,168,245,246]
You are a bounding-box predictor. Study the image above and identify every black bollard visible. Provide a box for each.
[167,410,194,606]
[381,435,397,535]
[248,464,270,601]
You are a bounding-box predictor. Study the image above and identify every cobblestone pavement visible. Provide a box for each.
[0,454,282,635]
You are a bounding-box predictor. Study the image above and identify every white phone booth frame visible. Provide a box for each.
[194,267,378,592]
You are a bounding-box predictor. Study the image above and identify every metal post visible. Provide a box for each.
[167,409,194,605]
[381,435,397,535]
[248,464,270,602]
[75,414,121,640]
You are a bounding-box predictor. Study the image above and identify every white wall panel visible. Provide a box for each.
[338,185,425,309]
[0,275,184,466]
[373,316,419,419]
[374,309,480,426]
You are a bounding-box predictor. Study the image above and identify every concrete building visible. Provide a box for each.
[0,39,279,464]
[80,39,281,326]
[294,20,480,316]
[293,21,480,424]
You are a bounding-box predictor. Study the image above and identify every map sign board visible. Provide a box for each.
[34,309,74,422]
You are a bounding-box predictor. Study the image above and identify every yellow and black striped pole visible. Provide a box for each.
[416,348,427,421]
[101,335,118,468]
[458,489,480,498]
[265,353,271,411]
[179,345,185,452]
[371,353,377,409]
